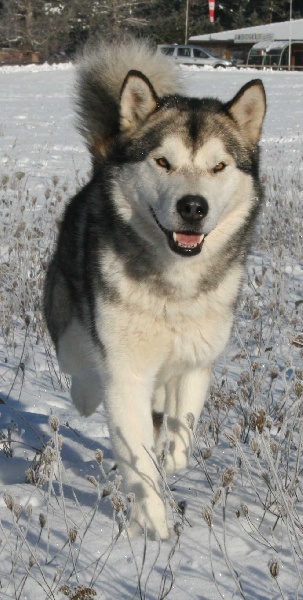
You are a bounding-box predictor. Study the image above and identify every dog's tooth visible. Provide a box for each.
[173,232,177,242]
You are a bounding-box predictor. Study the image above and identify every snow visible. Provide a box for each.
[0,63,302,600]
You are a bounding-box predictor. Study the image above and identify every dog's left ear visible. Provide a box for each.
[226,79,266,145]
[120,70,158,133]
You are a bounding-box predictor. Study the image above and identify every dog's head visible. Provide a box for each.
[113,71,266,258]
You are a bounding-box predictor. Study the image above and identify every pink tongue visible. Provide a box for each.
[175,233,201,245]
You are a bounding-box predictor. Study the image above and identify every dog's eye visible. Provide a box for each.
[213,162,226,173]
[155,157,171,171]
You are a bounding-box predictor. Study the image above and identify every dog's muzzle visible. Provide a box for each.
[150,195,208,257]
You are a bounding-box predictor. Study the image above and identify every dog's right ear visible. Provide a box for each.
[226,79,266,146]
[120,70,158,133]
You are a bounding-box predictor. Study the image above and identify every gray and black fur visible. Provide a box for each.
[44,39,266,539]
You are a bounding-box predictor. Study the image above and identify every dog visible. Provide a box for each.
[44,38,266,539]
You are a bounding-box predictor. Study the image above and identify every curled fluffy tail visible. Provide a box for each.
[75,38,182,162]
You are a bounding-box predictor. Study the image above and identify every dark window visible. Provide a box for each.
[193,49,208,59]
[160,47,174,56]
[177,47,191,57]
[248,52,264,65]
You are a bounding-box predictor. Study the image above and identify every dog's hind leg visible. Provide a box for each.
[57,318,104,416]
[70,370,103,416]
[155,366,212,473]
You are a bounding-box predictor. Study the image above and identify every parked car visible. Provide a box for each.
[157,44,234,68]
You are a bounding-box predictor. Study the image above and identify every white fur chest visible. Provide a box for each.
[97,249,243,380]
[156,289,233,381]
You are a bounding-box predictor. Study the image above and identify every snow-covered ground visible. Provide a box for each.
[0,63,302,600]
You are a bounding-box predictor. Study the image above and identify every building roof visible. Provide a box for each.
[250,40,289,51]
[189,18,303,43]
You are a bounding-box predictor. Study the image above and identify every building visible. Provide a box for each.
[189,19,303,67]
[0,48,41,66]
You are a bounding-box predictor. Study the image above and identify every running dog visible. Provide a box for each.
[44,39,266,539]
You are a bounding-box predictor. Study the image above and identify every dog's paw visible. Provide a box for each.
[127,497,170,541]
[126,519,171,541]
[163,446,190,473]
[155,418,193,473]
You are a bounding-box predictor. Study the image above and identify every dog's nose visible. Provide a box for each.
[176,195,209,223]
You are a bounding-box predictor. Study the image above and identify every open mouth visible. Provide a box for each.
[150,209,206,257]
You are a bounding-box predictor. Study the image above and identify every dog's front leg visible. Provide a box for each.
[104,370,169,540]
[156,365,212,473]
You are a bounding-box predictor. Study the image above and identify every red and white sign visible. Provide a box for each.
[209,0,215,23]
